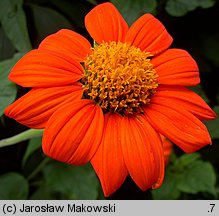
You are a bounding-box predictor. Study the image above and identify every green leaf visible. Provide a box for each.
[0,53,24,116]
[0,172,29,199]
[0,27,16,61]
[111,0,157,25]
[0,0,32,52]
[153,151,217,199]
[174,153,201,169]
[30,185,57,200]
[198,0,216,8]
[152,168,181,200]
[43,161,99,199]
[86,0,97,5]
[28,4,74,46]
[165,0,215,17]
[204,106,219,139]
[177,160,216,195]
[48,0,92,29]
[22,136,42,166]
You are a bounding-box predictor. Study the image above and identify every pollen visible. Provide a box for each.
[82,41,158,115]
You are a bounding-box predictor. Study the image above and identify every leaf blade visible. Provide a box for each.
[165,0,215,17]
[0,172,29,199]
[43,161,99,200]
[177,160,217,195]
[0,0,32,52]
[111,0,157,25]
[0,53,25,116]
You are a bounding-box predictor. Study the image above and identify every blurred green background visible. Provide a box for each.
[0,0,219,200]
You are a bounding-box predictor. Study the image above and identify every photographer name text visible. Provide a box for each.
[2,203,116,214]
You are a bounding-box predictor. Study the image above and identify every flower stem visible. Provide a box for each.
[0,129,44,148]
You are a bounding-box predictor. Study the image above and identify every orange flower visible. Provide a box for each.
[5,3,216,196]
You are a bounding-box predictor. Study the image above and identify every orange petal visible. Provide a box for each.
[85,3,128,44]
[120,115,165,191]
[39,29,91,62]
[9,49,83,87]
[144,103,212,153]
[4,84,83,129]
[152,85,216,120]
[91,113,128,197]
[125,14,173,55]
[42,100,104,165]
[152,49,200,86]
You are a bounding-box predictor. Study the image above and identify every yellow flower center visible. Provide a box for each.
[82,41,158,115]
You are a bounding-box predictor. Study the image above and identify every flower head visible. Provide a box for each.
[82,41,158,115]
[5,3,216,196]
